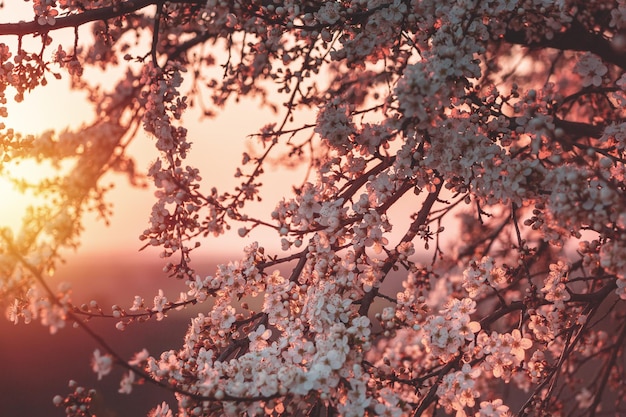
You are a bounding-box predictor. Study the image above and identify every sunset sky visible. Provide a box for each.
[0,50,311,260]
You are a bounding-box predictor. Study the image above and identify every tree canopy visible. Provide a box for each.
[1,1,626,416]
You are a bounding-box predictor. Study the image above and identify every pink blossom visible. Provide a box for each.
[91,349,113,380]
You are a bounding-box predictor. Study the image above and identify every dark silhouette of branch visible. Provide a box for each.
[504,20,626,70]
[0,0,202,37]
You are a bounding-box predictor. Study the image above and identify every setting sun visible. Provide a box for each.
[1,159,59,232]
[0,75,93,233]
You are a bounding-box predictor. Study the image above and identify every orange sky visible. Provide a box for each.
[1,75,310,257]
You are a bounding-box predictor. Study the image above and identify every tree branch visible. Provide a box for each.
[504,20,626,70]
[358,179,443,317]
[0,0,200,37]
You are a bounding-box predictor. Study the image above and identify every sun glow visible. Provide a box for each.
[0,78,93,234]
[0,160,61,233]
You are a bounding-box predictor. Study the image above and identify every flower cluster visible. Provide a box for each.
[543,165,622,240]
[574,52,608,88]
[423,298,481,363]
[436,363,481,416]
[477,330,532,381]
[52,380,96,417]
[462,257,508,299]
[540,261,570,308]
[6,283,71,334]
[315,104,356,154]
[32,0,59,26]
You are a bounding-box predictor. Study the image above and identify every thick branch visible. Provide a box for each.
[358,180,443,316]
[554,118,605,140]
[504,20,626,70]
[0,0,199,37]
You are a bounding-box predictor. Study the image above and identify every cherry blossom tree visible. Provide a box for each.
[1,1,626,416]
